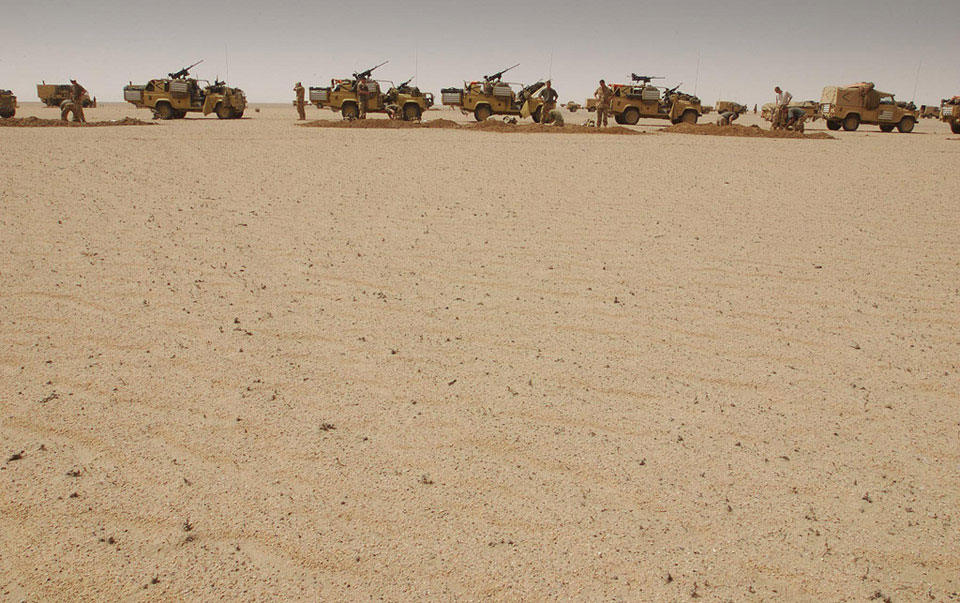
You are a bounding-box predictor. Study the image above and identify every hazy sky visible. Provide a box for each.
[2,0,958,106]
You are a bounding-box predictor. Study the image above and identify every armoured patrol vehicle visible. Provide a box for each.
[716,101,747,115]
[440,65,546,122]
[818,83,918,132]
[919,105,940,119]
[124,61,247,120]
[0,90,15,118]
[585,74,702,125]
[309,62,434,120]
[941,97,960,134]
[37,82,95,108]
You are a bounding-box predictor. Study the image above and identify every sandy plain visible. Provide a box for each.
[1,101,958,601]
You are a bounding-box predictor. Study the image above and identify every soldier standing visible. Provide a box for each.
[772,86,792,127]
[594,79,613,128]
[293,82,306,120]
[69,79,87,123]
[356,76,370,119]
[538,80,558,124]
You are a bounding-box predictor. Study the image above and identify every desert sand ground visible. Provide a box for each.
[1,102,958,602]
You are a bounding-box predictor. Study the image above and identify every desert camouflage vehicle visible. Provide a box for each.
[919,105,940,119]
[700,105,714,115]
[585,74,702,125]
[309,62,434,121]
[124,61,247,120]
[761,100,819,122]
[716,100,747,115]
[564,101,582,113]
[441,65,546,122]
[37,82,95,108]
[941,97,960,134]
[0,90,15,118]
[818,83,918,132]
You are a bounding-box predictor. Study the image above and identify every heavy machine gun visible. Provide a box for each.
[169,60,203,80]
[518,80,545,103]
[662,83,683,97]
[484,64,519,83]
[631,74,664,84]
[396,77,414,90]
[353,61,388,80]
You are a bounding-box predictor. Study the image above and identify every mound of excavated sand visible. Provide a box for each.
[299,118,642,135]
[663,123,834,139]
[0,116,155,128]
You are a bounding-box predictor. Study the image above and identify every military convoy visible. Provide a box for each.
[818,83,918,132]
[585,75,702,125]
[0,90,16,119]
[309,61,434,120]
[124,61,247,120]
[941,97,960,134]
[441,65,546,122]
[37,82,95,108]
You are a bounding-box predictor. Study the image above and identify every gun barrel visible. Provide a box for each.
[354,60,389,79]
[484,63,519,82]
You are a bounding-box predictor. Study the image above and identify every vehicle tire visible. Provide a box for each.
[216,103,235,119]
[474,105,492,122]
[233,110,244,119]
[622,107,640,125]
[531,106,542,123]
[156,102,176,120]
[826,120,841,131]
[842,114,860,131]
[341,103,359,120]
[681,110,698,124]
[879,123,895,133]
[614,113,625,125]
[952,122,960,135]
[0,108,14,119]
[896,117,915,133]
[403,103,421,121]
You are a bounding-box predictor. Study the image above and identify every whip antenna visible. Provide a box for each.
[912,60,921,102]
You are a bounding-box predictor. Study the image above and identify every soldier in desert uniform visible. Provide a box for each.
[594,79,613,128]
[293,82,306,120]
[60,100,78,122]
[717,110,739,126]
[538,80,558,124]
[356,76,370,119]
[772,86,792,128]
[69,79,87,123]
